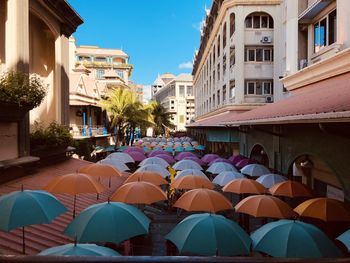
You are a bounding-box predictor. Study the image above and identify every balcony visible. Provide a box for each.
[244,30,273,46]
[76,61,133,69]
[244,63,273,79]
[244,95,273,104]
[70,125,110,139]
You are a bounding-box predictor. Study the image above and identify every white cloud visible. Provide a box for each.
[143,85,152,103]
[179,61,193,70]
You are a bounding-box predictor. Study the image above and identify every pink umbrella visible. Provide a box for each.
[156,154,175,165]
[127,151,146,162]
[183,156,205,166]
[201,154,220,164]
[229,155,247,165]
[124,147,144,154]
[148,150,169,157]
[208,158,232,166]
[175,152,196,161]
[236,158,256,170]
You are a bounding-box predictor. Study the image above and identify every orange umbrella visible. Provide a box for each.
[124,171,168,186]
[110,181,167,205]
[79,163,122,187]
[222,178,266,194]
[294,197,350,222]
[173,188,232,213]
[269,181,312,198]
[44,173,105,218]
[235,195,296,219]
[170,175,214,190]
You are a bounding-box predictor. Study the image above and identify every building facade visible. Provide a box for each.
[153,73,194,131]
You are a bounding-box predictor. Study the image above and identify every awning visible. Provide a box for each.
[299,0,333,22]
[224,72,350,126]
[207,129,239,143]
[187,111,242,128]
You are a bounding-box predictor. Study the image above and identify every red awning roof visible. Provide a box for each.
[224,72,350,125]
[187,111,243,128]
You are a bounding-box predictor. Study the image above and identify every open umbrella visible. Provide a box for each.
[44,172,105,218]
[127,151,146,162]
[223,178,266,195]
[256,174,288,188]
[0,190,67,254]
[139,157,169,168]
[124,147,144,154]
[173,160,203,171]
[201,154,220,164]
[111,181,167,205]
[185,146,196,152]
[107,152,135,163]
[236,159,256,169]
[99,158,130,172]
[38,243,121,256]
[166,213,251,256]
[136,164,170,178]
[79,163,122,187]
[183,156,205,166]
[269,181,312,198]
[337,229,350,252]
[155,154,175,165]
[213,171,245,187]
[175,146,185,153]
[241,164,270,177]
[229,155,246,165]
[64,202,150,243]
[207,162,237,174]
[124,171,168,186]
[171,175,213,190]
[195,145,205,151]
[173,188,232,213]
[251,219,342,258]
[175,152,196,161]
[165,146,174,153]
[294,197,350,222]
[208,158,232,166]
[175,169,207,180]
[235,195,296,219]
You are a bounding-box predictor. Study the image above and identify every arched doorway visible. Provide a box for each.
[250,144,269,167]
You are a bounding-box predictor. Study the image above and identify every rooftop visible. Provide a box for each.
[76,46,128,57]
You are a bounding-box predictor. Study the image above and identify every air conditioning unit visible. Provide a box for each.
[299,59,308,70]
[261,36,272,43]
[265,96,273,103]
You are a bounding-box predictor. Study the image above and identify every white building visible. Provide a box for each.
[153,73,195,131]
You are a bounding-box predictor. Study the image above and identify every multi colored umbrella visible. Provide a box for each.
[79,163,122,187]
[208,158,232,166]
[155,154,175,165]
[294,197,350,222]
[223,178,266,195]
[110,181,167,205]
[269,181,312,198]
[124,171,168,186]
[148,150,167,158]
[229,155,247,165]
[337,229,350,252]
[195,145,205,151]
[0,190,67,254]
[175,152,196,161]
[170,175,213,190]
[165,213,251,256]
[99,158,130,172]
[175,169,207,180]
[173,188,232,213]
[251,219,342,258]
[64,202,150,243]
[124,147,144,154]
[139,157,169,168]
[107,152,135,163]
[256,173,288,188]
[38,243,121,256]
[235,159,256,169]
[185,146,196,152]
[183,156,205,166]
[127,151,146,162]
[207,162,237,174]
[212,171,245,187]
[241,164,270,177]
[235,195,296,219]
[136,164,170,178]
[175,146,185,153]
[173,160,203,171]
[201,154,220,164]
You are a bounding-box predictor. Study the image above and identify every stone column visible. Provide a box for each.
[234,6,245,104]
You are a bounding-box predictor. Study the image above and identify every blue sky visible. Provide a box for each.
[68,0,212,100]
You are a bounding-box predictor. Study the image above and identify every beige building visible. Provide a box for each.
[0,0,82,160]
[153,73,194,131]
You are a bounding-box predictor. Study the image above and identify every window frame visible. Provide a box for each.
[313,9,337,53]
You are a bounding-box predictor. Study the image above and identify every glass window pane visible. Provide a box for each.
[314,23,320,52]
[248,50,255,61]
[261,16,268,28]
[320,18,327,48]
[264,49,271,61]
[328,10,336,45]
[248,82,255,94]
[253,16,260,28]
[263,82,271,94]
[245,16,252,28]
[256,82,262,95]
[256,49,263,62]
[269,16,274,28]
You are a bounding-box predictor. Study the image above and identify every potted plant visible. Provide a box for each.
[0,71,47,121]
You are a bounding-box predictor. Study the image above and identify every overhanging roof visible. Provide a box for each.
[187,111,242,128]
[299,0,333,22]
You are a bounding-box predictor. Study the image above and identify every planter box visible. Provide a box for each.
[0,102,31,122]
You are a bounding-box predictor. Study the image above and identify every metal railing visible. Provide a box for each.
[70,125,108,137]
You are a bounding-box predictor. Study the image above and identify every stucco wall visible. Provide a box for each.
[0,123,18,161]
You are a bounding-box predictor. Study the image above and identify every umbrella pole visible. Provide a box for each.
[73,194,77,219]
[22,227,25,254]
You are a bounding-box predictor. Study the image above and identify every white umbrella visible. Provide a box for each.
[241,164,270,177]
[173,160,203,171]
[207,162,237,174]
[175,169,208,180]
[99,158,130,172]
[136,164,170,178]
[213,171,245,186]
[139,157,169,168]
[256,173,288,188]
[107,152,134,163]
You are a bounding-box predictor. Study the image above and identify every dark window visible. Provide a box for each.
[253,16,260,28]
[269,16,274,28]
[328,9,336,45]
[256,48,263,62]
[248,49,255,61]
[261,16,268,28]
[245,16,252,28]
[256,82,262,95]
[264,49,271,61]
[247,82,255,94]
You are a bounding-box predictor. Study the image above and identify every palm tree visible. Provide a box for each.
[149,101,175,136]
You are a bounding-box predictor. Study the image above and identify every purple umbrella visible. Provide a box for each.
[124,147,144,154]
[155,154,175,165]
[235,158,256,170]
[175,152,196,161]
[183,156,205,166]
[201,154,220,164]
[148,150,168,157]
[127,151,146,162]
[208,158,232,166]
[229,155,247,165]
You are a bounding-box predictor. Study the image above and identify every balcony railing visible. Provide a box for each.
[70,125,109,138]
[76,61,133,69]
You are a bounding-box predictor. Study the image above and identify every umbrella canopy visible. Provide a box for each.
[136,164,170,178]
[64,202,150,243]
[38,243,120,256]
[166,213,251,256]
[107,152,135,163]
[195,145,205,151]
[165,146,174,153]
[251,219,342,258]
[155,154,175,165]
[236,159,256,170]
[99,158,130,172]
[139,157,169,168]
[173,188,232,213]
[127,151,146,162]
[269,181,312,198]
[229,155,247,165]
[124,147,144,154]
[207,162,237,174]
[201,154,220,164]
[173,160,203,171]
[79,164,122,179]
[183,156,205,166]
[294,197,350,222]
[124,171,168,186]
[235,195,296,219]
[175,169,207,180]
[212,171,245,187]
[185,146,196,152]
[256,174,288,188]
[111,181,167,205]
[223,178,266,195]
[171,175,213,190]
[241,164,270,177]
[208,158,232,166]
[175,146,185,152]
[175,152,196,161]
[337,229,350,252]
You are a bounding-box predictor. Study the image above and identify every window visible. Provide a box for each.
[245,16,252,28]
[94,57,107,62]
[187,86,193,96]
[223,23,227,48]
[263,82,272,95]
[245,80,273,95]
[179,86,185,97]
[217,64,220,81]
[95,69,105,79]
[217,90,220,105]
[179,115,184,124]
[223,55,227,75]
[230,51,236,67]
[230,13,235,36]
[115,70,124,79]
[223,85,227,103]
[256,48,263,62]
[245,13,274,29]
[247,82,255,95]
[245,47,273,62]
[253,16,260,28]
[314,9,337,53]
[217,36,220,57]
[230,81,235,98]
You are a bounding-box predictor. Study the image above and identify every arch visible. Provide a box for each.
[249,143,270,167]
[244,11,274,29]
[29,7,60,39]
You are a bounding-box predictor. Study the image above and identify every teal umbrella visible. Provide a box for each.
[185,146,195,152]
[337,229,350,252]
[0,190,67,254]
[165,146,173,153]
[251,219,342,258]
[64,201,150,243]
[195,145,205,150]
[103,145,116,153]
[175,146,185,153]
[116,146,128,152]
[165,213,251,256]
[39,243,121,256]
